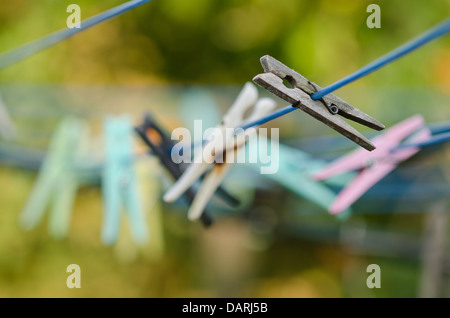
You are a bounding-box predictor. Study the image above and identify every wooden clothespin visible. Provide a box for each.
[253,55,385,151]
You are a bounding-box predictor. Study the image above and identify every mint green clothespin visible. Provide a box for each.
[19,116,89,238]
[242,135,354,219]
[101,116,149,246]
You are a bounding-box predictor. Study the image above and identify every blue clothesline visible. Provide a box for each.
[0,0,153,70]
[2,120,449,171]
[311,18,450,100]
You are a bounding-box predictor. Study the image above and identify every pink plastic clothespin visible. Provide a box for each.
[313,114,432,215]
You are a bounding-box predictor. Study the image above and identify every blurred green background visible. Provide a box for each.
[0,0,449,298]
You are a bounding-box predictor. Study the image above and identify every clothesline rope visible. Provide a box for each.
[0,0,153,70]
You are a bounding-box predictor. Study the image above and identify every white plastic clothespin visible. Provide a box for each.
[163,82,276,221]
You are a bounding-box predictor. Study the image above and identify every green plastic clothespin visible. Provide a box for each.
[19,116,89,238]
[242,135,354,219]
[101,115,149,246]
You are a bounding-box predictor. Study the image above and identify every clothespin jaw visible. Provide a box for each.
[253,55,385,151]
[312,114,430,215]
[390,118,450,151]
[102,116,149,246]
[314,115,427,181]
[19,116,88,239]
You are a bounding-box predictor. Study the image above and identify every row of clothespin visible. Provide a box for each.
[11,81,276,246]
[1,56,449,247]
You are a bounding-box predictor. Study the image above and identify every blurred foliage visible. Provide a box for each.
[0,0,449,298]
[0,0,448,88]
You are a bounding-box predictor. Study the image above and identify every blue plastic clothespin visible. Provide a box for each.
[243,135,353,219]
[19,116,89,238]
[101,115,148,246]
